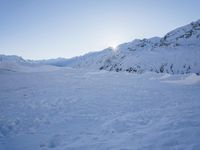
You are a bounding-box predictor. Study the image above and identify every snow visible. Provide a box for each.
[163,73,200,85]
[0,19,200,150]
[0,55,63,73]
[0,68,200,150]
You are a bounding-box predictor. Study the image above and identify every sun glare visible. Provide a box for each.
[111,45,117,49]
[110,43,118,50]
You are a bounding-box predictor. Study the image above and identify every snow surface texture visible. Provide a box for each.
[0,67,200,150]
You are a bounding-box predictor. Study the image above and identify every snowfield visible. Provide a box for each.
[1,19,200,150]
[0,67,200,150]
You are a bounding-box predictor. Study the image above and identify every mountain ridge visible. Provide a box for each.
[1,19,200,74]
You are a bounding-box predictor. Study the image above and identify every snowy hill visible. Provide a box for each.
[0,55,28,71]
[36,19,200,74]
[0,55,61,72]
[0,54,27,64]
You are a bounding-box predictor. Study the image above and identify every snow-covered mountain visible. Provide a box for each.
[1,19,200,74]
[0,55,28,71]
[0,54,27,64]
[35,19,200,74]
[68,19,200,74]
[0,55,61,72]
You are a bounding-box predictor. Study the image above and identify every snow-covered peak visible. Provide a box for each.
[0,54,26,64]
[160,20,200,46]
[116,37,161,53]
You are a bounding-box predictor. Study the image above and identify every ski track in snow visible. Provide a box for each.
[0,68,200,150]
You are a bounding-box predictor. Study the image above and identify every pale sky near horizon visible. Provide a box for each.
[0,0,199,60]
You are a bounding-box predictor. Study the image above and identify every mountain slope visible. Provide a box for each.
[0,55,61,72]
[71,19,200,74]
[38,19,200,74]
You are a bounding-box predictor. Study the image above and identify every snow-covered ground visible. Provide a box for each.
[1,67,200,150]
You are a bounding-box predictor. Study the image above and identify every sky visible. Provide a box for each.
[0,0,200,60]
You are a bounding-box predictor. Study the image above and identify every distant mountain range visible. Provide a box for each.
[1,19,200,74]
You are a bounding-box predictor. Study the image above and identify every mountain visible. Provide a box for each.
[0,54,27,64]
[1,19,200,74]
[0,55,28,71]
[0,55,61,72]
[37,19,200,74]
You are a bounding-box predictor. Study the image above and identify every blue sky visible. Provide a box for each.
[0,0,199,59]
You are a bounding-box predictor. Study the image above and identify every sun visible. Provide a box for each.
[111,45,117,49]
[110,43,118,50]
[108,39,120,50]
